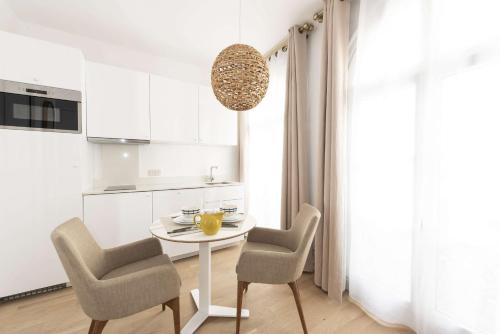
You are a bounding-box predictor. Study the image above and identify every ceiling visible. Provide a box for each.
[4,0,321,69]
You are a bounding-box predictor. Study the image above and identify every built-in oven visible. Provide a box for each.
[0,79,81,134]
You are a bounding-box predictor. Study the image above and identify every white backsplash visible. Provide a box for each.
[92,143,239,188]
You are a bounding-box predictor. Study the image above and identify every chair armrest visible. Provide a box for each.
[247,227,293,249]
[237,250,301,284]
[103,238,163,271]
[87,265,180,320]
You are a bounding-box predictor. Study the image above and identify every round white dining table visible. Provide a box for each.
[149,215,256,334]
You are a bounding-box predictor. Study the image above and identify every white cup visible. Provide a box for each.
[220,204,237,217]
[181,206,200,219]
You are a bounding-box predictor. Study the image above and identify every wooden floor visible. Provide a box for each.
[0,244,414,334]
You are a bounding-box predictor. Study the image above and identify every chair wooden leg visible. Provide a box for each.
[165,297,180,334]
[88,320,95,334]
[88,320,108,334]
[288,281,307,334]
[162,302,166,311]
[236,281,249,334]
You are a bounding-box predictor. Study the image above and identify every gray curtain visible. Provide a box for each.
[280,26,312,269]
[314,0,350,302]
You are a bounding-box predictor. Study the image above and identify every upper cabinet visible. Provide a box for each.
[198,86,238,146]
[85,62,237,145]
[0,31,82,91]
[86,62,150,140]
[150,75,198,143]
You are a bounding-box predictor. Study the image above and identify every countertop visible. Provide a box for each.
[82,181,243,196]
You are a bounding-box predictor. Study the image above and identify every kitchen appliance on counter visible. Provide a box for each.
[0,79,81,133]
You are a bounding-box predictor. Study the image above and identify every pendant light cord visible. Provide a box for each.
[238,0,242,43]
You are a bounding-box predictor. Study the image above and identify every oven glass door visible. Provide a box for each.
[0,92,80,133]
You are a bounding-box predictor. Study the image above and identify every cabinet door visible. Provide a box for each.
[84,192,153,248]
[150,75,198,143]
[153,189,204,258]
[204,185,245,216]
[0,31,83,91]
[221,199,245,213]
[0,131,82,297]
[209,187,245,249]
[153,188,204,219]
[198,86,238,145]
[86,62,150,140]
[204,185,244,202]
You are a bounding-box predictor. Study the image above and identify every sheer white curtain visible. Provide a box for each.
[247,53,287,229]
[348,0,500,333]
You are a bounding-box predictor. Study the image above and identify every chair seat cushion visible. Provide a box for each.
[101,254,176,280]
[96,254,181,319]
[237,241,300,284]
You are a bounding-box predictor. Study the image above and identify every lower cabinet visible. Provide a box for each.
[83,185,245,259]
[203,186,245,212]
[83,192,153,248]
[0,131,82,297]
[152,189,203,258]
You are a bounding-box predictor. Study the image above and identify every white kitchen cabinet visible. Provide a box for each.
[0,31,83,91]
[221,199,245,213]
[203,185,244,203]
[198,86,238,146]
[203,185,245,210]
[152,189,204,258]
[209,186,245,249]
[86,62,150,140]
[150,75,198,143]
[83,192,153,248]
[153,188,204,219]
[0,131,82,298]
[0,31,83,299]
[81,185,244,261]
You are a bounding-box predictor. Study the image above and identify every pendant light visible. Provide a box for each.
[211,0,269,111]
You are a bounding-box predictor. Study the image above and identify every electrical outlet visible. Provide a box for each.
[147,169,162,177]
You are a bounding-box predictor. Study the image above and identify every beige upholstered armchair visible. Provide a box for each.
[51,218,181,334]
[235,203,321,334]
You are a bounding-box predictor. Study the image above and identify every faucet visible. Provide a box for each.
[209,166,218,182]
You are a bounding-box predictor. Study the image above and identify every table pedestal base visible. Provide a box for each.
[181,289,250,334]
[180,243,250,334]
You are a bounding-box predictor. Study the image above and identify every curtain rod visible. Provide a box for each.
[264,22,314,60]
[264,21,315,60]
[263,1,344,61]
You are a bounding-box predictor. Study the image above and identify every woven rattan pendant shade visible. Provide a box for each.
[211,43,269,111]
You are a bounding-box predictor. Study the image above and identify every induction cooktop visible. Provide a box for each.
[104,185,137,191]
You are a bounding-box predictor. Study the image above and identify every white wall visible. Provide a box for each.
[247,51,287,229]
[0,6,209,85]
[0,5,239,190]
[0,0,16,30]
